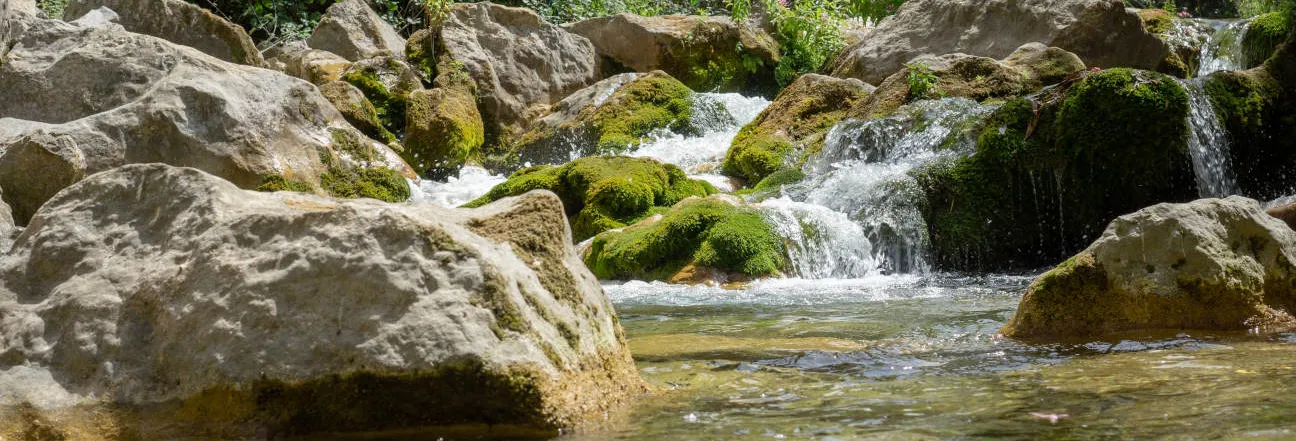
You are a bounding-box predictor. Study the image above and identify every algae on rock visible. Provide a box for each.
[466,156,715,242]
[584,195,786,282]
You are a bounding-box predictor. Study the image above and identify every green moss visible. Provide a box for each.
[404,87,485,177]
[255,174,312,193]
[722,131,793,184]
[751,168,806,192]
[662,21,778,95]
[320,167,410,202]
[587,73,696,154]
[342,66,408,135]
[584,197,785,280]
[465,156,715,241]
[405,29,437,85]
[1137,8,1174,34]
[1203,68,1294,198]
[914,69,1198,271]
[1243,12,1291,68]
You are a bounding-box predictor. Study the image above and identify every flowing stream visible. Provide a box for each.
[1197,19,1251,76]
[1182,79,1240,197]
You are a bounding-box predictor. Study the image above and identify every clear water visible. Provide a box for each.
[556,276,1296,441]
[1198,19,1251,76]
[1182,79,1240,198]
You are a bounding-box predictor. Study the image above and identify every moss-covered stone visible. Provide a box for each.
[501,72,700,170]
[1202,43,1296,199]
[319,80,397,144]
[722,73,871,184]
[255,174,313,193]
[320,166,410,202]
[404,86,485,178]
[913,68,1198,271]
[1243,12,1291,69]
[846,53,1051,121]
[465,156,715,241]
[1138,8,1174,35]
[406,28,438,85]
[341,56,423,136]
[584,195,785,281]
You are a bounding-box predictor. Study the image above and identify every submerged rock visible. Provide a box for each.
[915,68,1198,271]
[503,71,701,170]
[64,0,263,66]
[0,13,412,217]
[585,194,785,283]
[466,156,715,242]
[830,0,1169,85]
[567,13,780,95]
[0,164,645,438]
[307,0,407,62]
[439,2,600,144]
[723,73,873,185]
[1002,196,1296,339]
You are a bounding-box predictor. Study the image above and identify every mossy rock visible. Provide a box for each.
[913,68,1198,271]
[722,73,872,184]
[1203,54,1296,199]
[341,55,423,136]
[500,71,701,170]
[404,86,485,178]
[255,174,313,193]
[845,52,1049,121]
[1242,12,1291,69]
[465,156,715,241]
[319,80,398,145]
[1137,8,1174,35]
[406,28,437,85]
[314,128,412,203]
[584,195,785,281]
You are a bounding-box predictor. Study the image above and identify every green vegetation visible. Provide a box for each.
[762,0,848,87]
[1242,12,1291,67]
[341,58,416,137]
[320,167,410,202]
[1137,8,1174,34]
[465,156,715,241]
[905,61,940,100]
[584,196,785,280]
[256,174,313,193]
[914,68,1198,271]
[585,73,697,153]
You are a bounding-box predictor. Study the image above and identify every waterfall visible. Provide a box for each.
[628,92,770,192]
[756,196,882,278]
[776,98,998,276]
[1197,19,1250,76]
[1182,79,1239,198]
[409,166,507,207]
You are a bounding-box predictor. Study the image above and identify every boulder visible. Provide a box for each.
[0,132,86,226]
[341,55,426,135]
[439,2,600,143]
[0,13,413,219]
[274,48,353,85]
[307,0,406,62]
[1137,9,1213,77]
[585,194,785,282]
[846,48,1082,120]
[0,164,645,438]
[1266,202,1296,230]
[830,0,1170,85]
[406,28,437,84]
[1241,11,1290,69]
[2,0,37,16]
[914,68,1199,271]
[722,73,873,185]
[567,13,780,95]
[1002,196,1296,339]
[466,156,715,242]
[64,0,263,66]
[0,185,14,250]
[503,71,703,170]
[319,80,397,144]
[404,85,485,178]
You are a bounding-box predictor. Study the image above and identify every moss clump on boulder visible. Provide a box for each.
[319,80,398,144]
[1242,12,1291,68]
[466,156,715,241]
[341,56,423,136]
[722,74,872,184]
[584,195,785,281]
[404,86,485,178]
[256,174,313,193]
[320,167,410,202]
[1137,8,1174,35]
[913,68,1198,271]
[501,72,700,170]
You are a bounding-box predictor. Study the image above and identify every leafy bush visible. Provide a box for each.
[905,61,940,100]
[763,0,847,87]
[185,0,442,46]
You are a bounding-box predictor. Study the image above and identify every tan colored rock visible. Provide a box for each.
[0,132,86,226]
[1002,42,1088,85]
[277,48,353,85]
[439,2,599,142]
[0,164,645,439]
[567,14,779,94]
[830,0,1169,85]
[64,0,263,66]
[307,0,406,62]
[1002,196,1296,339]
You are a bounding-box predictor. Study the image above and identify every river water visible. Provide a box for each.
[406,78,1291,440]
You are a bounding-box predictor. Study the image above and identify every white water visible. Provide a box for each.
[629,93,769,175]
[1197,19,1250,76]
[755,196,882,278]
[1182,80,1240,197]
[409,166,507,207]
[782,98,998,275]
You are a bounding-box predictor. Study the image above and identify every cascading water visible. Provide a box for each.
[1181,79,1239,197]
[409,165,506,206]
[627,93,770,191]
[1197,19,1250,76]
[775,98,998,275]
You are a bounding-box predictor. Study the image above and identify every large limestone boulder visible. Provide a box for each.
[567,14,780,95]
[439,2,600,143]
[1002,196,1296,339]
[307,0,407,62]
[722,73,873,185]
[502,71,707,170]
[830,0,1170,85]
[2,0,37,16]
[466,156,716,242]
[0,164,645,439]
[64,0,263,66]
[0,132,86,226]
[0,12,413,221]
[274,47,353,85]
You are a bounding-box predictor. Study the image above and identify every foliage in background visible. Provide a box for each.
[762,0,847,87]
[520,0,730,23]
[37,0,69,18]
[187,0,438,47]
